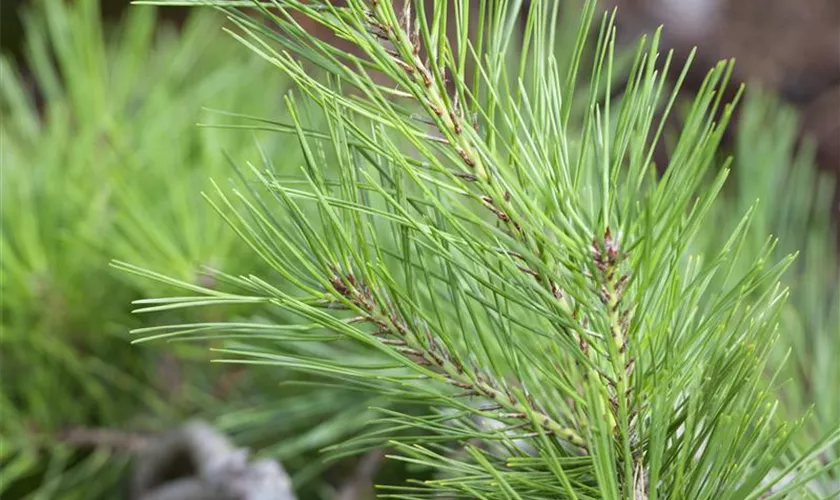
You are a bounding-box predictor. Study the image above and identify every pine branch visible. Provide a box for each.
[119,0,840,497]
[329,267,587,448]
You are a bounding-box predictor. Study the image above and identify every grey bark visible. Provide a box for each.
[131,420,296,500]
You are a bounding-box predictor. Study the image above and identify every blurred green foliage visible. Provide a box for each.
[703,91,839,482]
[0,1,381,497]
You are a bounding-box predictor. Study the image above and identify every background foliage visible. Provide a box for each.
[1,1,383,497]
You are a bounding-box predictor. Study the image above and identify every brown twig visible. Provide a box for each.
[59,427,152,454]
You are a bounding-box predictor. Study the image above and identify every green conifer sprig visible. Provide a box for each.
[121,0,840,497]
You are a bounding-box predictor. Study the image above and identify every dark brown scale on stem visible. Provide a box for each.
[551,281,563,300]
[386,49,414,71]
[578,332,590,356]
[506,391,517,405]
[455,390,480,398]
[411,25,421,56]
[420,69,433,87]
[396,346,424,357]
[450,112,463,134]
[450,95,463,134]
[448,379,474,390]
[517,266,540,278]
[458,149,476,168]
[616,274,629,293]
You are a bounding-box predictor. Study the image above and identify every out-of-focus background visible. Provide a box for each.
[605,0,840,204]
[3,0,838,211]
[4,0,838,171]
[1,0,837,498]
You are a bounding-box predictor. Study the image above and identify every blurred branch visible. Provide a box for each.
[58,427,152,454]
[336,449,387,500]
